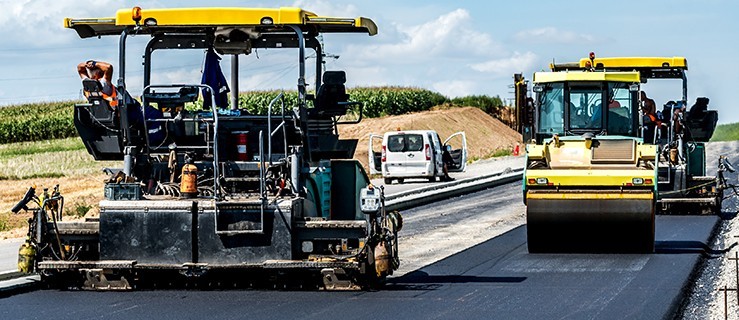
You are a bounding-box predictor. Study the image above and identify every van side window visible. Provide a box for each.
[388,135,405,152]
[406,134,424,151]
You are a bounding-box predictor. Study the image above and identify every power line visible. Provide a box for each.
[0,44,111,53]
[0,93,79,102]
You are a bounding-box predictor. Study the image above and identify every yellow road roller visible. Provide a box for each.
[521,54,721,253]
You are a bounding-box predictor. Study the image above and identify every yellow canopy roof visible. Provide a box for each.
[578,57,687,70]
[533,71,641,84]
[64,7,377,38]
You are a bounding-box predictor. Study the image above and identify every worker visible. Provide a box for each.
[640,91,657,116]
[672,100,687,135]
[77,60,117,107]
[441,145,455,181]
[640,91,660,143]
[77,60,165,145]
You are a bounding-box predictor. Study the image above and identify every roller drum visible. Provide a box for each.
[526,191,655,253]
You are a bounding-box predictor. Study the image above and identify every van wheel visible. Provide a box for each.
[428,177,436,182]
[397,179,404,184]
[384,178,392,185]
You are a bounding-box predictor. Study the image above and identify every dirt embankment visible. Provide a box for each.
[0,174,105,239]
[339,106,522,170]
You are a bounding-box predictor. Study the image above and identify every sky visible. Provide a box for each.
[1,0,738,123]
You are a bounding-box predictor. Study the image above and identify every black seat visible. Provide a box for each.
[313,71,350,117]
[75,79,122,160]
[686,97,718,142]
[688,97,709,119]
[81,78,116,125]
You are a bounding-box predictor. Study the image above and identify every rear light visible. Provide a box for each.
[645,178,653,185]
[381,146,386,162]
[425,144,431,160]
[632,177,644,185]
[529,178,551,185]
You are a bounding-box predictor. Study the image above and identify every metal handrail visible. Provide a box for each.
[214,130,266,236]
[140,84,220,200]
[267,92,290,166]
[259,130,266,226]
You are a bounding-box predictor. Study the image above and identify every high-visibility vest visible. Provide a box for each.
[102,86,118,107]
[83,81,118,107]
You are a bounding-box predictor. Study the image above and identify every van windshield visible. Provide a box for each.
[387,134,424,152]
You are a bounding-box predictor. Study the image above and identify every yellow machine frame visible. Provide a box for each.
[65,7,377,38]
[533,71,641,84]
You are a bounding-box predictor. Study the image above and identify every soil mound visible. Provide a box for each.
[339,107,522,169]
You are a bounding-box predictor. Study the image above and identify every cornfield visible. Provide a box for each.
[0,87,507,144]
[0,101,78,144]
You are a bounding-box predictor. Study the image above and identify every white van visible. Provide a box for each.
[368,130,467,184]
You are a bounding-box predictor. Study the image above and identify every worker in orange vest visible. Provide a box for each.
[77,60,118,107]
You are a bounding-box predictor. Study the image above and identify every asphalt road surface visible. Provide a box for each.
[0,238,23,272]
[0,183,720,320]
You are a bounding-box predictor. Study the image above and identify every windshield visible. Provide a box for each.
[537,83,564,134]
[536,81,637,136]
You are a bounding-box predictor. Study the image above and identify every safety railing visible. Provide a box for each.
[214,130,267,235]
[267,92,290,166]
[141,84,220,200]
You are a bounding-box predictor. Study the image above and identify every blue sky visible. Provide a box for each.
[1,0,737,123]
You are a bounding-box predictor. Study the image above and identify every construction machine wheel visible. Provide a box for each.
[526,191,655,253]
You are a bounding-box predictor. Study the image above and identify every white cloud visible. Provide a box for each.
[432,80,477,98]
[514,27,596,44]
[342,66,388,87]
[470,51,538,76]
[346,8,499,63]
[0,0,125,46]
[149,68,202,88]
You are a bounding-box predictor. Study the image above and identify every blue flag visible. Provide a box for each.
[201,48,230,109]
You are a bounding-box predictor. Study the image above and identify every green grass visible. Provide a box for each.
[71,202,93,218]
[489,148,513,158]
[468,147,514,163]
[710,122,739,142]
[0,137,85,159]
[0,214,9,232]
[0,172,65,181]
[0,137,116,180]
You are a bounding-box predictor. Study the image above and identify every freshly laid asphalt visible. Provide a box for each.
[0,183,721,320]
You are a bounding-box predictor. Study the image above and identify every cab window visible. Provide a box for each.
[607,83,634,135]
[537,83,564,134]
[569,84,602,130]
